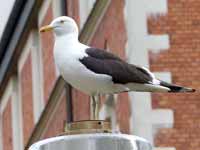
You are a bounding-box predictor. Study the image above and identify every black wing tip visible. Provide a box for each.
[169,87,196,93]
[190,88,196,92]
[160,81,195,93]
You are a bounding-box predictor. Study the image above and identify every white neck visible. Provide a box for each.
[55,33,80,47]
[56,32,78,40]
[53,32,88,67]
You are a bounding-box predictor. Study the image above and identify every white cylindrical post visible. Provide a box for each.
[29,133,152,150]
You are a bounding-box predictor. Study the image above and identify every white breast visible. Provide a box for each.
[53,38,114,95]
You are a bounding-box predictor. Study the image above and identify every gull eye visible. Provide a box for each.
[60,20,65,23]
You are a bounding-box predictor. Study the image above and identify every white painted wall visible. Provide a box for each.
[12,77,24,150]
[31,31,45,123]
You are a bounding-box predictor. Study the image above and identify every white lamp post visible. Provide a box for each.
[29,121,152,150]
[29,134,152,150]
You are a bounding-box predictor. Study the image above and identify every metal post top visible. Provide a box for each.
[29,133,152,150]
[64,120,112,135]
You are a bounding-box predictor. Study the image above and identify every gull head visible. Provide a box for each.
[40,16,79,38]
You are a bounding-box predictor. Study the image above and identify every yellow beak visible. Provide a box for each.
[39,25,53,33]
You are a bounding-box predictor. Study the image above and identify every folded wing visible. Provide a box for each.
[80,48,153,84]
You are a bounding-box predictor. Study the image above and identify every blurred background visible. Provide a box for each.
[0,0,15,37]
[0,0,199,150]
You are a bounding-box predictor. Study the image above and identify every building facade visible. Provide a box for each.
[0,0,199,150]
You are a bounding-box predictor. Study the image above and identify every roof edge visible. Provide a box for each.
[0,0,27,62]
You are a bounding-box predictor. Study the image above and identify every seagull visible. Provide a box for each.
[40,16,195,119]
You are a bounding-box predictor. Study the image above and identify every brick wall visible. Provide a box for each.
[67,0,80,24]
[2,99,13,150]
[20,52,34,145]
[148,0,200,149]
[42,92,67,138]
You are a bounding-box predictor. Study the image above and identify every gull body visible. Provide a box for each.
[54,35,127,95]
[40,16,195,97]
[55,41,101,93]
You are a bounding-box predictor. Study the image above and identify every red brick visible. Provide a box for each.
[91,0,127,59]
[66,0,80,25]
[20,52,34,145]
[116,93,130,134]
[72,89,90,121]
[148,0,200,149]
[2,98,13,150]
[42,92,67,138]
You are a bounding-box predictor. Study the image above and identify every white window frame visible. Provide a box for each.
[31,31,45,123]
[11,77,24,150]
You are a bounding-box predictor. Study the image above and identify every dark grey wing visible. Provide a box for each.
[85,48,122,61]
[80,48,153,84]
